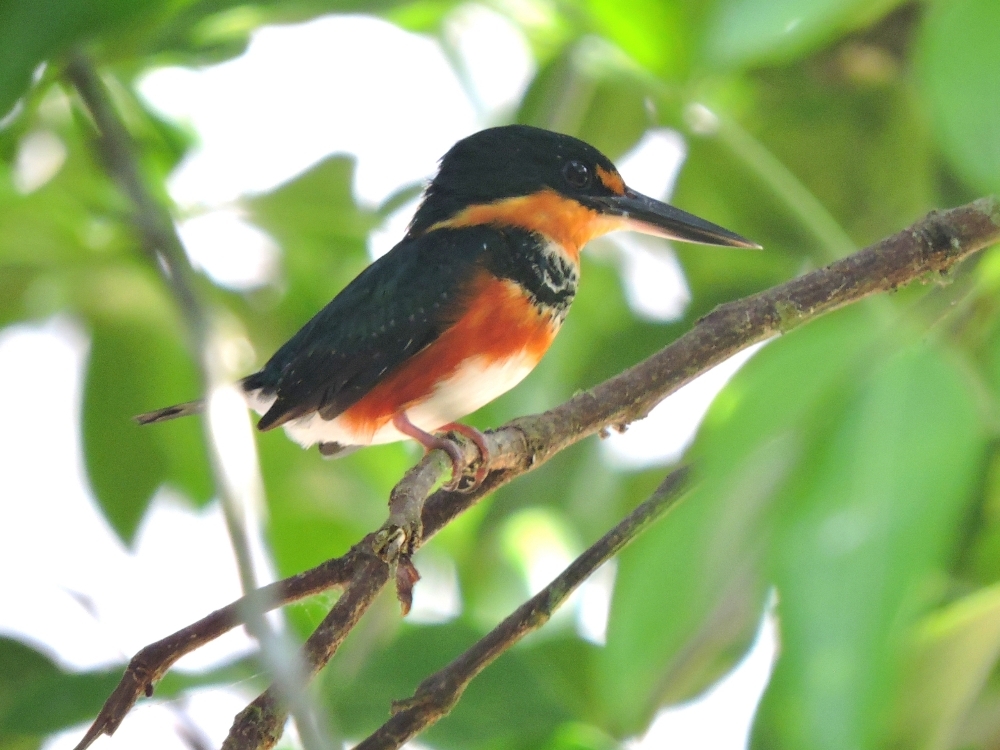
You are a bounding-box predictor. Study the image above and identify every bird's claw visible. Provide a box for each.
[373,522,423,615]
[441,424,491,491]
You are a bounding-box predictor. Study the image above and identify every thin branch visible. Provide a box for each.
[70,553,362,749]
[64,53,207,341]
[355,466,691,750]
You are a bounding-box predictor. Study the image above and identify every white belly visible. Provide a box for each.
[245,352,536,449]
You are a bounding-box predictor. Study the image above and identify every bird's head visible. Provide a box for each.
[408,124,759,257]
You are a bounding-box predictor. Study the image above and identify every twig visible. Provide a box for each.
[355,466,691,750]
[70,552,362,749]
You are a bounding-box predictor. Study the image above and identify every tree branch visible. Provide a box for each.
[65,51,1000,748]
[355,466,691,750]
[75,196,1000,750]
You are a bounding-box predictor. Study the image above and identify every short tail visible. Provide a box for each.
[134,400,204,425]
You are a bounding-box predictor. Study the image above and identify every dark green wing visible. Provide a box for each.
[246,225,501,430]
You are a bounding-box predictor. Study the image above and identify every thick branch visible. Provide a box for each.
[77,197,1000,750]
[354,466,691,750]
[226,199,999,747]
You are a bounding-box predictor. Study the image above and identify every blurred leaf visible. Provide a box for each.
[324,621,571,749]
[744,64,934,248]
[385,0,463,32]
[0,637,119,740]
[918,0,1000,195]
[539,722,617,750]
[892,584,1000,750]
[671,132,807,299]
[583,0,689,78]
[0,130,128,270]
[752,343,985,748]
[82,276,211,542]
[243,154,377,341]
[0,0,172,118]
[0,636,258,740]
[517,39,651,159]
[703,0,903,69]
[599,304,883,735]
[674,60,934,272]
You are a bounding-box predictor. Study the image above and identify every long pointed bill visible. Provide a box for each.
[590,188,761,249]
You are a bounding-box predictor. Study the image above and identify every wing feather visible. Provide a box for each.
[246,226,503,430]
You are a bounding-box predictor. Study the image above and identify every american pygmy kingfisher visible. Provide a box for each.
[137,125,758,484]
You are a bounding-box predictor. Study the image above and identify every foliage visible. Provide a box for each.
[1,0,999,748]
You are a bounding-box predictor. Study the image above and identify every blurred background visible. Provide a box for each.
[2,0,1000,748]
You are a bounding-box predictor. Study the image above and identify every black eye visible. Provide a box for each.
[562,160,590,189]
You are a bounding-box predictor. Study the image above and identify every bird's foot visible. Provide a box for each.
[392,412,487,491]
[440,422,491,489]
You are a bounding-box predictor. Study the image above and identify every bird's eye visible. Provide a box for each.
[562,160,590,189]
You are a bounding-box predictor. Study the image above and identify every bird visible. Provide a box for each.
[136,124,759,485]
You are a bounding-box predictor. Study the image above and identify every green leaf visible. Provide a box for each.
[918,0,1000,195]
[672,66,935,270]
[0,637,120,739]
[739,67,934,249]
[891,584,1000,750]
[516,40,650,159]
[599,304,882,735]
[752,344,985,748]
[323,621,571,749]
[0,636,259,740]
[703,0,903,69]
[582,0,689,78]
[0,0,169,118]
[82,274,211,542]
[243,154,378,337]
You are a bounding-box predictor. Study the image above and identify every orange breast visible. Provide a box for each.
[339,271,559,434]
[430,189,623,259]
